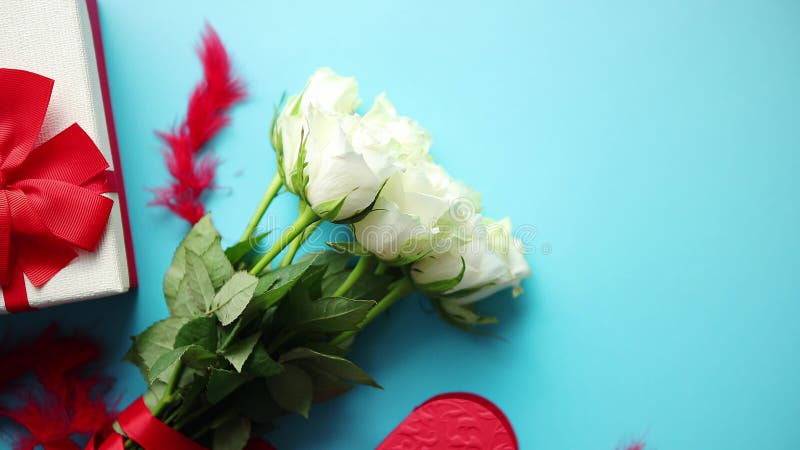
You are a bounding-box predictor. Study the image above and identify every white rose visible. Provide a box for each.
[273,68,360,194]
[300,107,397,221]
[348,93,432,168]
[410,217,531,305]
[294,67,360,114]
[352,161,480,263]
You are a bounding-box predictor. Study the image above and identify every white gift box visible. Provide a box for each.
[0,0,136,312]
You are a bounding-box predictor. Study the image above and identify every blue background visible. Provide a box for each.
[2,0,800,448]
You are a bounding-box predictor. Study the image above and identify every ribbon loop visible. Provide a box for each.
[0,69,52,173]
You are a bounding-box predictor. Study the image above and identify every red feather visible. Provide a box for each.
[0,326,117,450]
[150,24,246,224]
[620,439,647,450]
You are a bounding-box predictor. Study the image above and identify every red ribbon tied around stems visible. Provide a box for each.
[0,68,114,312]
[85,398,276,450]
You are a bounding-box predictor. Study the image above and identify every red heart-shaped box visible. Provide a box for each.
[376,392,518,450]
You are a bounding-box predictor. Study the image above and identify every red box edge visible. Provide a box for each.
[85,0,138,288]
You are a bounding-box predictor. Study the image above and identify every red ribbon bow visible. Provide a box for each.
[0,68,114,312]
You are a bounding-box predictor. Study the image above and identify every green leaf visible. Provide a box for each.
[281,347,380,388]
[211,272,259,326]
[142,380,167,411]
[285,296,375,333]
[186,216,235,290]
[225,232,270,266]
[301,251,351,275]
[249,256,317,312]
[232,381,283,424]
[148,345,218,384]
[124,317,188,382]
[166,247,204,318]
[385,250,432,266]
[223,332,261,372]
[290,133,309,202]
[244,346,284,378]
[438,281,497,300]
[174,316,218,353]
[313,194,347,222]
[431,298,500,338]
[304,365,354,402]
[326,241,371,257]
[266,363,312,418]
[297,264,327,300]
[164,216,235,317]
[304,342,349,357]
[111,421,127,438]
[332,179,387,224]
[185,249,216,312]
[440,300,498,325]
[414,256,465,293]
[213,417,251,450]
[207,368,249,404]
[259,306,278,333]
[269,92,287,152]
[164,246,189,316]
[320,264,394,300]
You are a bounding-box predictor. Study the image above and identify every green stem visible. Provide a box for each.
[249,207,320,275]
[129,360,184,448]
[191,407,238,440]
[217,322,240,352]
[374,261,388,276]
[151,359,184,418]
[239,173,282,242]
[330,277,414,346]
[279,216,320,268]
[332,256,372,297]
[174,402,213,431]
[163,407,182,427]
[173,385,239,433]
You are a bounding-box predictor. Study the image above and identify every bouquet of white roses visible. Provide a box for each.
[121,68,530,448]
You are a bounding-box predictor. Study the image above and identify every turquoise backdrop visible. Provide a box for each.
[2,0,800,448]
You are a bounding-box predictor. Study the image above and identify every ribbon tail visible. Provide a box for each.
[3,264,32,313]
[0,191,11,286]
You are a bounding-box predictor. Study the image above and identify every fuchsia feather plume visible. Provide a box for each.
[150,24,246,224]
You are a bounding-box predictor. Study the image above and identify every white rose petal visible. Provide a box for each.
[353,161,481,263]
[274,68,362,195]
[302,108,397,221]
[298,67,360,114]
[349,93,432,169]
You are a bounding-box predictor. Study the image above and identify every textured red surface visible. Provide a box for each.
[376,392,518,450]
